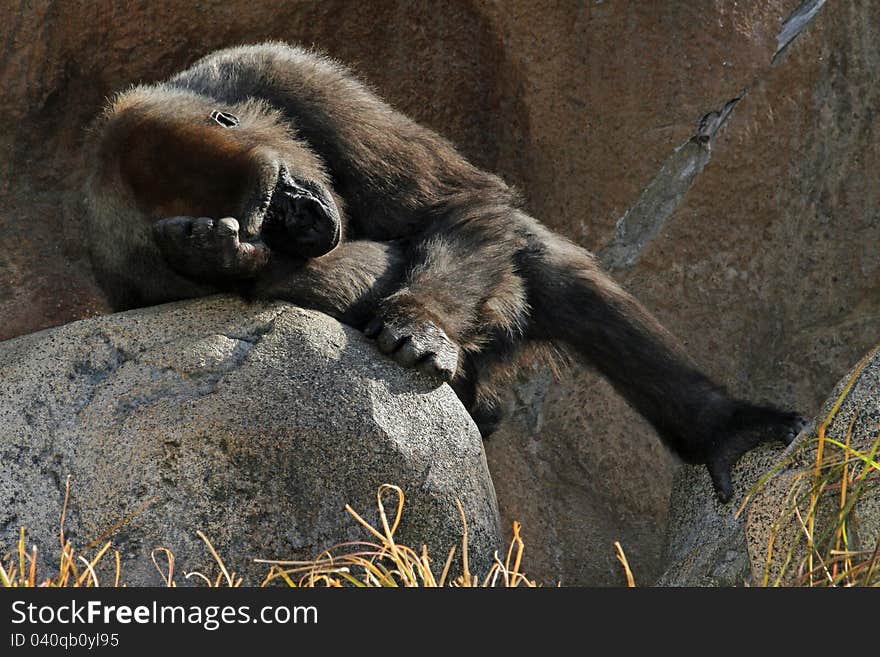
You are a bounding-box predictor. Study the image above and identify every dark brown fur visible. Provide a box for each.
[84,43,805,501]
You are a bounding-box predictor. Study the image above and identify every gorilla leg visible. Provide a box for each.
[515,217,805,501]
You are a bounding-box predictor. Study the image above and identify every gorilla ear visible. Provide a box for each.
[210,110,240,128]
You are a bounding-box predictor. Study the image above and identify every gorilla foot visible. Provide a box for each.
[707,407,809,503]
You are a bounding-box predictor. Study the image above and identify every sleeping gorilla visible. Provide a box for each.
[84,42,805,502]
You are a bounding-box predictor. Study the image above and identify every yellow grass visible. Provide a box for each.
[739,345,880,587]
[1,482,547,587]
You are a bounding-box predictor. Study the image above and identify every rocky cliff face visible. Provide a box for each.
[1,0,875,584]
[0,297,501,586]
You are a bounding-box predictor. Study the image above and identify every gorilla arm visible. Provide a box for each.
[250,238,406,329]
[152,214,406,329]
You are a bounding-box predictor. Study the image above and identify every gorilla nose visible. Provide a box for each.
[284,196,339,256]
[262,171,341,258]
[286,196,323,231]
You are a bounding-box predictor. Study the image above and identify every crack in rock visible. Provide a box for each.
[220,311,281,347]
[113,318,280,419]
[774,0,827,63]
[66,333,135,415]
[71,347,130,386]
[72,315,284,421]
[598,96,742,271]
[597,0,829,272]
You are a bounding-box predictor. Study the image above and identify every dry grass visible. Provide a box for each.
[748,429,880,587]
[11,414,877,589]
[256,484,535,587]
[614,541,636,587]
[1,482,540,587]
[0,476,121,587]
[739,347,880,587]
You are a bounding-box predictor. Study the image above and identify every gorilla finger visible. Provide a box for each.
[781,414,808,446]
[153,216,194,238]
[191,217,216,238]
[416,353,455,382]
[431,343,459,378]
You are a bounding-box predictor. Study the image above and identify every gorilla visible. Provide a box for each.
[84,43,805,501]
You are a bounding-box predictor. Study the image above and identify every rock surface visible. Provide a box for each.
[659,443,786,587]
[0,296,501,586]
[661,344,880,586]
[745,344,880,586]
[2,1,876,584]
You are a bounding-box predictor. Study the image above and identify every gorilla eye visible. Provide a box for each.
[210,110,240,128]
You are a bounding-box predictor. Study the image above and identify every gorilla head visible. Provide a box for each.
[92,86,342,258]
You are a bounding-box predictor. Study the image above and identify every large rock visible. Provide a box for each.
[2,1,877,584]
[745,344,880,585]
[659,442,785,587]
[661,344,880,586]
[0,296,501,586]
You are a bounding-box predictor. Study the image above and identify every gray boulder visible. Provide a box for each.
[659,442,784,586]
[0,296,501,585]
[745,344,880,586]
[661,344,880,586]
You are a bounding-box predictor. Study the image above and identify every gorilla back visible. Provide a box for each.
[84,42,805,501]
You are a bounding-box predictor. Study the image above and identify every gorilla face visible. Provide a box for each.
[97,87,342,259]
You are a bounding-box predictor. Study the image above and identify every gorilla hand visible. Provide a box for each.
[363,290,461,382]
[152,216,270,284]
